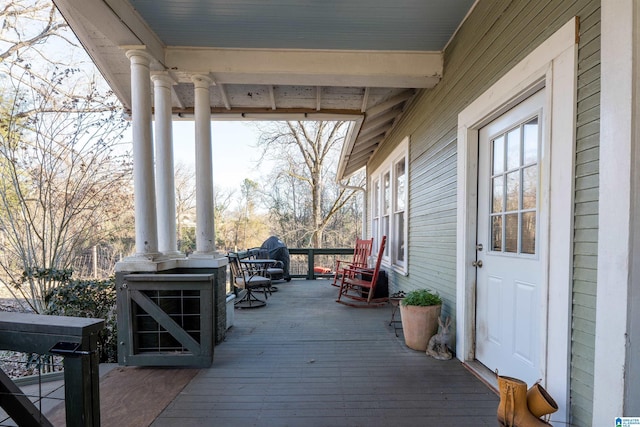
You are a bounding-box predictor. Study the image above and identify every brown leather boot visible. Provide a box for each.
[527,382,558,418]
[497,375,552,426]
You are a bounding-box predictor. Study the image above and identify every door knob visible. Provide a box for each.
[472,260,483,268]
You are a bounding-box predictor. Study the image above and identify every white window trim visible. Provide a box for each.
[456,18,577,425]
[370,137,409,275]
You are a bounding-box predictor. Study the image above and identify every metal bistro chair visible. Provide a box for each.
[331,238,374,287]
[336,236,388,308]
[228,252,271,309]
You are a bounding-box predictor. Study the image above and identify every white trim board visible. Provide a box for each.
[593,0,638,423]
[369,137,410,275]
[456,18,578,425]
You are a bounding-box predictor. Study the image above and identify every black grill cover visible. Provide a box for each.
[260,236,291,280]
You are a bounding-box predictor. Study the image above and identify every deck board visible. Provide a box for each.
[152,279,498,426]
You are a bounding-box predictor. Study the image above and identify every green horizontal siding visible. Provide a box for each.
[367,1,600,424]
[571,3,600,426]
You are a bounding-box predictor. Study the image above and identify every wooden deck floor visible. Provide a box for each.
[152,279,498,427]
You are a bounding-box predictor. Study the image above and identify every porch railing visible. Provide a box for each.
[0,312,104,427]
[288,247,354,280]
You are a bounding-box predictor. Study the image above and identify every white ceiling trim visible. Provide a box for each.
[166,48,443,88]
[103,0,165,59]
[56,0,165,63]
[337,118,366,179]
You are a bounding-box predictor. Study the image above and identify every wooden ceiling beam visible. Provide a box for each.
[218,83,231,110]
[358,109,399,137]
[348,142,381,165]
[351,136,384,157]
[356,129,388,147]
[172,107,363,120]
[269,86,277,110]
[361,87,370,112]
[366,90,415,118]
[171,86,185,110]
[316,86,322,111]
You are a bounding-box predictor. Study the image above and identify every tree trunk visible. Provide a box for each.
[311,168,322,248]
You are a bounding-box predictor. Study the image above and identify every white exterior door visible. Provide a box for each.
[475,89,546,384]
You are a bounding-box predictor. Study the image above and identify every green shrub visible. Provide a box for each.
[45,278,117,363]
[401,289,442,307]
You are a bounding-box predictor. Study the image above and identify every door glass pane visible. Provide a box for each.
[493,136,505,174]
[505,213,518,253]
[521,211,536,254]
[487,115,539,255]
[522,166,537,210]
[492,176,504,213]
[506,128,521,170]
[506,171,519,211]
[491,215,502,251]
[523,118,538,165]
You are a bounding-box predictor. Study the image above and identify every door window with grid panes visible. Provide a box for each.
[490,118,539,255]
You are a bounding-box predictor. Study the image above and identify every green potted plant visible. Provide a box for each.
[400,289,442,351]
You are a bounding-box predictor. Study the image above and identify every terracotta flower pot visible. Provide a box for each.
[400,304,442,351]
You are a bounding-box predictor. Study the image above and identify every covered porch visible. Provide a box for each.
[37,279,497,426]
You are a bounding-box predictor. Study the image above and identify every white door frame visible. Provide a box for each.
[456,18,578,424]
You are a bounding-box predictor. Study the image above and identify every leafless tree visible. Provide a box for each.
[226,178,267,250]
[174,162,196,253]
[258,121,363,248]
[0,1,104,110]
[213,185,237,252]
[174,162,239,253]
[0,1,134,312]
[0,67,132,313]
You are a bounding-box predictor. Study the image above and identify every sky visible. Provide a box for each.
[171,120,270,191]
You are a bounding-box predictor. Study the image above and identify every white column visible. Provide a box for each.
[152,73,181,257]
[126,49,158,257]
[191,74,216,255]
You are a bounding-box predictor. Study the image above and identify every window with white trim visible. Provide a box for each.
[370,137,409,274]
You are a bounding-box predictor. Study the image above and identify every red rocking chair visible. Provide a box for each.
[336,236,387,307]
[330,238,374,287]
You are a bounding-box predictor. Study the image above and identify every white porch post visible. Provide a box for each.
[126,49,158,257]
[152,73,181,257]
[191,74,217,255]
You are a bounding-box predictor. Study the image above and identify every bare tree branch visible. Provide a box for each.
[0,1,69,61]
[0,67,132,312]
[257,121,361,248]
